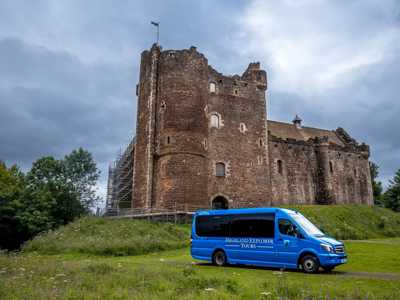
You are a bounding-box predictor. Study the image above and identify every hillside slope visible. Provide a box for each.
[22,205,400,256]
[23,217,190,256]
[285,205,400,239]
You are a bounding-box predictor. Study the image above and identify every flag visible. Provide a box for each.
[151,21,159,27]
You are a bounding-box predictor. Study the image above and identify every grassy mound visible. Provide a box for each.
[23,217,190,256]
[285,205,400,240]
[22,205,400,256]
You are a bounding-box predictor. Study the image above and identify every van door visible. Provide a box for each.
[227,214,275,265]
[275,218,300,268]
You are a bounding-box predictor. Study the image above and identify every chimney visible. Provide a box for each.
[292,114,302,129]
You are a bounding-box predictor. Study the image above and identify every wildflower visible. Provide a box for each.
[19,267,26,272]
[63,279,69,283]
[204,288,216,292]
[260,291,271,296]
[55,273,66,277]
[159,258,165,262]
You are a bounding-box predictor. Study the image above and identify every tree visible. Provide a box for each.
[369,161,383,206]
[63,148,100,212]
[0,148,101,250]
[384,169,400,212]
[22,156,84,232]
[0,162,28,249]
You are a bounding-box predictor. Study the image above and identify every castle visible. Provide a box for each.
[106,44,373,213]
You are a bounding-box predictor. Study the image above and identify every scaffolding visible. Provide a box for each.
[105,137,135,215]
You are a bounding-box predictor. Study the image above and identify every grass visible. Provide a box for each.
[1,239,400,299]
[2,206,400,299]
[22,217,190,256]
[284,205,400,240]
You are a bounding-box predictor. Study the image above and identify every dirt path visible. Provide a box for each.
[332,270,400,280]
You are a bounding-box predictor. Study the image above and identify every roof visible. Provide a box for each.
[267,120,345,146]
[195,207,296,216]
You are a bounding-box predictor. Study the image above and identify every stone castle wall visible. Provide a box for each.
[130,44,373,210]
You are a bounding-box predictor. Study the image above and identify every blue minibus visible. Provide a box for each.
[191,208,347,273]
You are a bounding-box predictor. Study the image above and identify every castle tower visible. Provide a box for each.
[133,45,209,210]
[132,45,272,210]
[206,62,271,208]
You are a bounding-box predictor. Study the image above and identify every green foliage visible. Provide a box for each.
[369,161,383,206]
[284,205,400,240]
[384,169,400,212]
[0,148,100,250]
[23,217,190,256]
[0,162,29,249]
[63,148,100,212]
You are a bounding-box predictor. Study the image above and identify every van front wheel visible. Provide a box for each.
[212,250,227,266]
[301,255,320,273]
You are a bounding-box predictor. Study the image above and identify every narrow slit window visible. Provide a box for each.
[277,160,283,174]
[166,136,171,144]
[329,161,333,173]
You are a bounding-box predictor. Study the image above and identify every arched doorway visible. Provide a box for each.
[212,196,229,209]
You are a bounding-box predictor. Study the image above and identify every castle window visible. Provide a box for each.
[203,138,208,150]
[354,169,357,177]
[329,161,334,173]
[277,160,283,174]
[209,82,216,93]
[160,100,166,110]
[234,89,238,95]
[166,136,171,144]
[210,113,220,128]
[259,138,264,147]
[216,162,225,177]
[239,123,247,133]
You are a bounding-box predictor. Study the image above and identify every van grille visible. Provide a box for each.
[335,245,345,254]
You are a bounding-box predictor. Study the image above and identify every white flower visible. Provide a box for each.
[260,291,271,296]
[204,288,216,292]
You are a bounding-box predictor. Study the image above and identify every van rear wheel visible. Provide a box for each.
[212,250,227,266]
[301,255,320,273]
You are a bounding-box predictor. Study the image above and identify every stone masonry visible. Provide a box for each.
[117,44,373,211]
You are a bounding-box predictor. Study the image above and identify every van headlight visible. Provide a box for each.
[320,243,334,253]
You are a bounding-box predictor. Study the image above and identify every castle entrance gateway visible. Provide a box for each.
[211,196,229,209]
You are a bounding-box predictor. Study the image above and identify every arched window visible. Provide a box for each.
[216,162,225,177]
[209,82,216,93]
[277,160,283,174]
[210,114,220,128]
[329,161,334,173]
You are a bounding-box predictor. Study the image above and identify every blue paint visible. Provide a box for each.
[190,207,347,272]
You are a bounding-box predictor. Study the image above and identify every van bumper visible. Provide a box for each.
[319,253,347,267]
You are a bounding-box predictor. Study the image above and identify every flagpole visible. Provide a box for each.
[151,21,160,45]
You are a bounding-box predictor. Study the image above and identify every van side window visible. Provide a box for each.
[231,214,274,238]
[278,219,298,237]
[196,215,230,237]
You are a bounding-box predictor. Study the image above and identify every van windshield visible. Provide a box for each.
[290,213,324,237]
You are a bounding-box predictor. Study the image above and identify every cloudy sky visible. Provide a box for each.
[1,0,399,203]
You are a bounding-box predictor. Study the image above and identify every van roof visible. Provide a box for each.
[195,207,296,216]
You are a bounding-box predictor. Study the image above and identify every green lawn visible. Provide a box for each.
[1,239,399,299]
